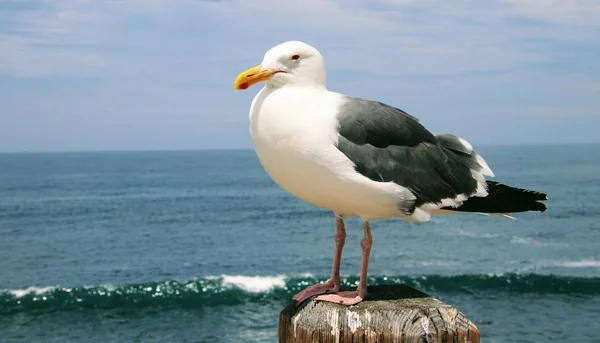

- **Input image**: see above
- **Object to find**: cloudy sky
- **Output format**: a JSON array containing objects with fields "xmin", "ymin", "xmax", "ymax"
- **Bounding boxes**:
[{"xmin": 1, "ymin": 0, "xmax": 599, "ymax": 152}]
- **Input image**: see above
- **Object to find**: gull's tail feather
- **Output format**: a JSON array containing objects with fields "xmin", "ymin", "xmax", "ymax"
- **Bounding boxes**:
[{"xmin": 444, "ymin": 181, "xmax": 548, "ymax": 214}]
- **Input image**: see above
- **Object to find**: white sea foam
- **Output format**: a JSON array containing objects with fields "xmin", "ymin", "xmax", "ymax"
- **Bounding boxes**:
[
  {"xmin": 417, "ymin": 260, "xmax": 460, "ymax": 267},
  {"xmin": 546, "ymin": 259, "xmax": 600, "ymax": 268},
  {"xmin": 456, "ymin": 229, "xmax": 498, "ymax": 239},
  {"xmin": 3, "ymin": 275, "xmax": 295, "ymax": 298},
  {"xmin": 221, "ymin": 275, "xmax": 286, "ymax": 293},
  {"xmin": 8, "ymin": 286, "xmax": 55, "ymax": 298},
  {"xmin": 296, "ymin": 272, "xmax": 314, "ymax": 278},
  {"xmin": 510, "ymin": 236, "xmax": 544, "ymax": 246}
]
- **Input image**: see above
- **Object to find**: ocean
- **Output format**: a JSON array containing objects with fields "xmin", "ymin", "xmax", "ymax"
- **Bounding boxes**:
[{"xmin": 1, "ymin": 144, "xmax": 599, "ymax": 342}]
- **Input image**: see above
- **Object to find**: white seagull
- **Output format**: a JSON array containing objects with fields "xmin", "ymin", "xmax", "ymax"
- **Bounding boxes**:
[{"xmin": 233, "ymin": 41, "xmax": 547, "ymax": 306}]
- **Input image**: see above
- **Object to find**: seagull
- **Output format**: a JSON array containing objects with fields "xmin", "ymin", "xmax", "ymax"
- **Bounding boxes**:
[{"xmin": 233, "ymin": 41, "xmax": 547, "ymax": 306}]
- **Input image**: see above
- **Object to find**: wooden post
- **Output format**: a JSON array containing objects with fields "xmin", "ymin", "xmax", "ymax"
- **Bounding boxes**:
[{"xmin": 279, "ymin": 284, "xmax": 480, "ymax": 343}]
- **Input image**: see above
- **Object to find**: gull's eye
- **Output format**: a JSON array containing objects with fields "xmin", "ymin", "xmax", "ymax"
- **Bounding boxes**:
[{"xmin": 290, "ymin": 53, "xmax": 300, "ymax": 61}]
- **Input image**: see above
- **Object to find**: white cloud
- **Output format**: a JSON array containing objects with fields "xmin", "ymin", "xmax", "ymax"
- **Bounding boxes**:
[
  {"xmin": 1, "ymin": 0, "xmax": 599, "ymax": 152},
  {"xmin": 1, "ymin": 0, "xmax": 599, "ymax": 77},
  {"xmin": 503, "ymin": 0, "xmax": 600, "ymax": 26}
]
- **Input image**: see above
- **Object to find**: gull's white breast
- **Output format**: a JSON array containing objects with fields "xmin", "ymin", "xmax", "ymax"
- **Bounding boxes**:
[{"xmin": 248, "ymin": 86, "xmax": 409, "ymax": 220}]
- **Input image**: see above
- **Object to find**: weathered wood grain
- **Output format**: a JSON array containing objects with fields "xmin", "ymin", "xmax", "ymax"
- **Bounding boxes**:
[{"xmin": 279, "ymin": 284, "xmax": 479, "ymax": 343}]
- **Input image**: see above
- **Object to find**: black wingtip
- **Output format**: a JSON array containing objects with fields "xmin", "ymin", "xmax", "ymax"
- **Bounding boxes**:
[
  {"xmin": 445, "ymin": 181, "xmax": 548, "ymax": 214},
  {"xmin": 531, "ymin": 201, "xmax": 547, "ymax": 212}
]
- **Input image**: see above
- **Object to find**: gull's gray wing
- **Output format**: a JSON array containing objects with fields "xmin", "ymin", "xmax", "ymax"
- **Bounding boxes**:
[{"xmin": 335, "ymin": 97, "xmax": 482, "ymax": 214}]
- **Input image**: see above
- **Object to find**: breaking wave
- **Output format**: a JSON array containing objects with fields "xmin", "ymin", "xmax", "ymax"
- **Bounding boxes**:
[{"xmin": 2, "ymin": 273, "xmax": 599, "ymax": 315}]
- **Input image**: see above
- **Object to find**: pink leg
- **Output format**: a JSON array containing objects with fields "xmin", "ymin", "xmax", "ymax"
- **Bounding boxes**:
[
  {"xmin": 292, "ymin": 215, "xmax": 346, "ymax": 304},
  {"xmin": 316, "ymin": 220, "xmax": 372, "ymax": 306}
]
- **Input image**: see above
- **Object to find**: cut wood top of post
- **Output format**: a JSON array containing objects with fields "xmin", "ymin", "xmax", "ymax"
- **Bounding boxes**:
[{"xmin": 279, "ymin": 284, "xmax": 480, "ymax": 343}]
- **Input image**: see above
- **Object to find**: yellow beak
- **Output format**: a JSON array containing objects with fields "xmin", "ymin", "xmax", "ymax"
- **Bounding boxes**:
[{"xmin": 233, "ymin": 65, "xmax": 281, "ymax": 90}]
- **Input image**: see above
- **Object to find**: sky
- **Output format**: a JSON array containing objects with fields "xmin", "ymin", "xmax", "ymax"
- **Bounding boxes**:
[{"xmin": 1, "ymin": 0, "xmax": 599, "ymax": 153}]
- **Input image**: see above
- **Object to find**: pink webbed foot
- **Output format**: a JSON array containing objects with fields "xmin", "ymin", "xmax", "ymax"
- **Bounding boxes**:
[
  {"xmin": 292, "ymin": 280, "xmax": 339, "ymax": 304},
  {"xmin": 315, "ymin": 290, "xmax": 366, "ymax": 306}
]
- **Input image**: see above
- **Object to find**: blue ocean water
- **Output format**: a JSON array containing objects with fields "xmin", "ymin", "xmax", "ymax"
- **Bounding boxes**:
[{"xmin": 1, "ymin": 144, "xmax": 599, "ymax": 342}]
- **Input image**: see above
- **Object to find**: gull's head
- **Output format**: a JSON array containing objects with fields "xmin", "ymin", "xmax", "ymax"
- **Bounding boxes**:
[{"xmin": 233, "ymin": 41, "xmax": 326, "ymax": 91}]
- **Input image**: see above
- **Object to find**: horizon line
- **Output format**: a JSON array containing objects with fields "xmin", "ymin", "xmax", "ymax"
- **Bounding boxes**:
[{"xmin": 1, "ymin": 141, "xmax": 599, "ymax": 155}]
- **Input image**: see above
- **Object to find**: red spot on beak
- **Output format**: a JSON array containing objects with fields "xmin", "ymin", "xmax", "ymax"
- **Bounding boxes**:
[{"xmin": 239, "ymin": 82, "xmax": 249, "ymax": 90}]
